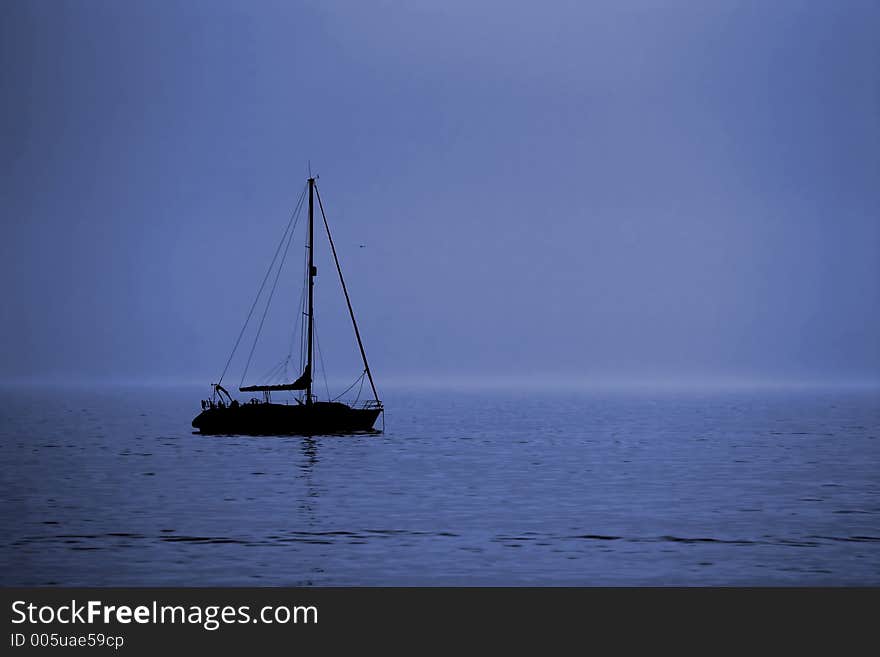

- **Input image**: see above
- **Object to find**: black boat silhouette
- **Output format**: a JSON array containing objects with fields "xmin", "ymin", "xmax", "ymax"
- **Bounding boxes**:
[{"xmin": 192, "ymin": 176, "xmax": 383, "ymax": 435}]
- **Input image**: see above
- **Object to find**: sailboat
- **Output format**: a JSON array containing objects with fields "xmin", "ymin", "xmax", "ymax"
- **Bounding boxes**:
[{"xmin": 192, "ymin": 175, "xmax": 383, "ymax": 435}]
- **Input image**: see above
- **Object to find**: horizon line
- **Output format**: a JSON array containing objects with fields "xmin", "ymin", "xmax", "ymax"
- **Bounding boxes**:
[{"xmin": 1, "ymin": 373, "xmax": 878, "ymax": 392}]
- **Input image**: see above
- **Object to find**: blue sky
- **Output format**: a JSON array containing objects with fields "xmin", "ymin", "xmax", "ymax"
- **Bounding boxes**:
[{"xmin": 2, "ymin": 0, "xmax": 878, "ymax": 387}]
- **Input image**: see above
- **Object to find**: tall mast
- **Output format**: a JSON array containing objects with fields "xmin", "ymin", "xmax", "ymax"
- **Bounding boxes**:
[{"xmin": 306, "ymin": 177, "xmax": 316, "ymax": 405}]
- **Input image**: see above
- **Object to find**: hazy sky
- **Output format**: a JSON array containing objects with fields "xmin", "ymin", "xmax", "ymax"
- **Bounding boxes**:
[{"xmin": 2, "ymin": 0, "xmax": 878, "ymax": 387}]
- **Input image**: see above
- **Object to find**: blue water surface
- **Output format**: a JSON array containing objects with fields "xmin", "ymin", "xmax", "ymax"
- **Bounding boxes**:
[{"xmin": 1, "ymin": 384, "xmax": 878, "ymax": 585}]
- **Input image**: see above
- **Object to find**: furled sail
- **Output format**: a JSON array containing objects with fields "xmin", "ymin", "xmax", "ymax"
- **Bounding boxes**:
[{"xmin": 239, "ymin": 365, "xmax": 310, "ymax": 393}]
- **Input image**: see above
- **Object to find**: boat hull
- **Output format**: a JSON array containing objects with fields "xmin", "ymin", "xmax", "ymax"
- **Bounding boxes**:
[{"xmin": 192, "ymin": 401, "xmax": 382, "ymax": 436}]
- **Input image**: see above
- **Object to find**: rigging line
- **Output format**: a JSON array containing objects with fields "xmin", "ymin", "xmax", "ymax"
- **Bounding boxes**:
[
  {"xmin": 241, "ymin": 219, "xmax": 298, "ymax": 387},
  {"xmin": 218, "ymin": 184, "xmax": 308, "ymax": 384},
  {"xmin": 314, "ymin": 184, "xmax": 380, "ymax": 402},
  {"xmin": 298, "ymin": 242, "xmax": 309, "ymax": 378},
  {"xmin": 256, "ymin": 359, "xmax": 285, "ymax": 385},
  {"xmin": 332, "ymin": 370, "xmax": 366, "ymax": 402},
  {"xmin": 354, "ymin": 370, "xmax": 365, "ymax": 404},
  {"xmin": 300, "ymin": 309, "xmax": 307, "ymax": 378},
  {"xmin": 269, "ymin": 361, "xmax": 287, "ymax": 384},
  {"xmin": 287, "ymin": 265, "xmax": 307, "ymax": 362},
  {"xmin": 313, "ymin": 317, "xmax": 331, "ymax": 401},
  {"xmin": 260, "ymin": 360, "xmax": 287, "ymax": 385},
  {"xmin": 240, "ymin": 196, "xmax": 302, "ymax": 388},
  {"xmin": 288, "ymin": 236, "xmax": 309, "ymax": 379}
]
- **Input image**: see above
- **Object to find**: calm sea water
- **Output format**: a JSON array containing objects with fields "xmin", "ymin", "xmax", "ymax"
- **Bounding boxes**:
[{"xmin": 1, "ymin": 384, "xmax": 877, "ymax": 586}]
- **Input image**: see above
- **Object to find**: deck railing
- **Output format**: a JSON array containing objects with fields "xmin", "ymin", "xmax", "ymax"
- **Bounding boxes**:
[{"xmin": 346, "ymin": 399, "xmax": 383, "ymax": 410}]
